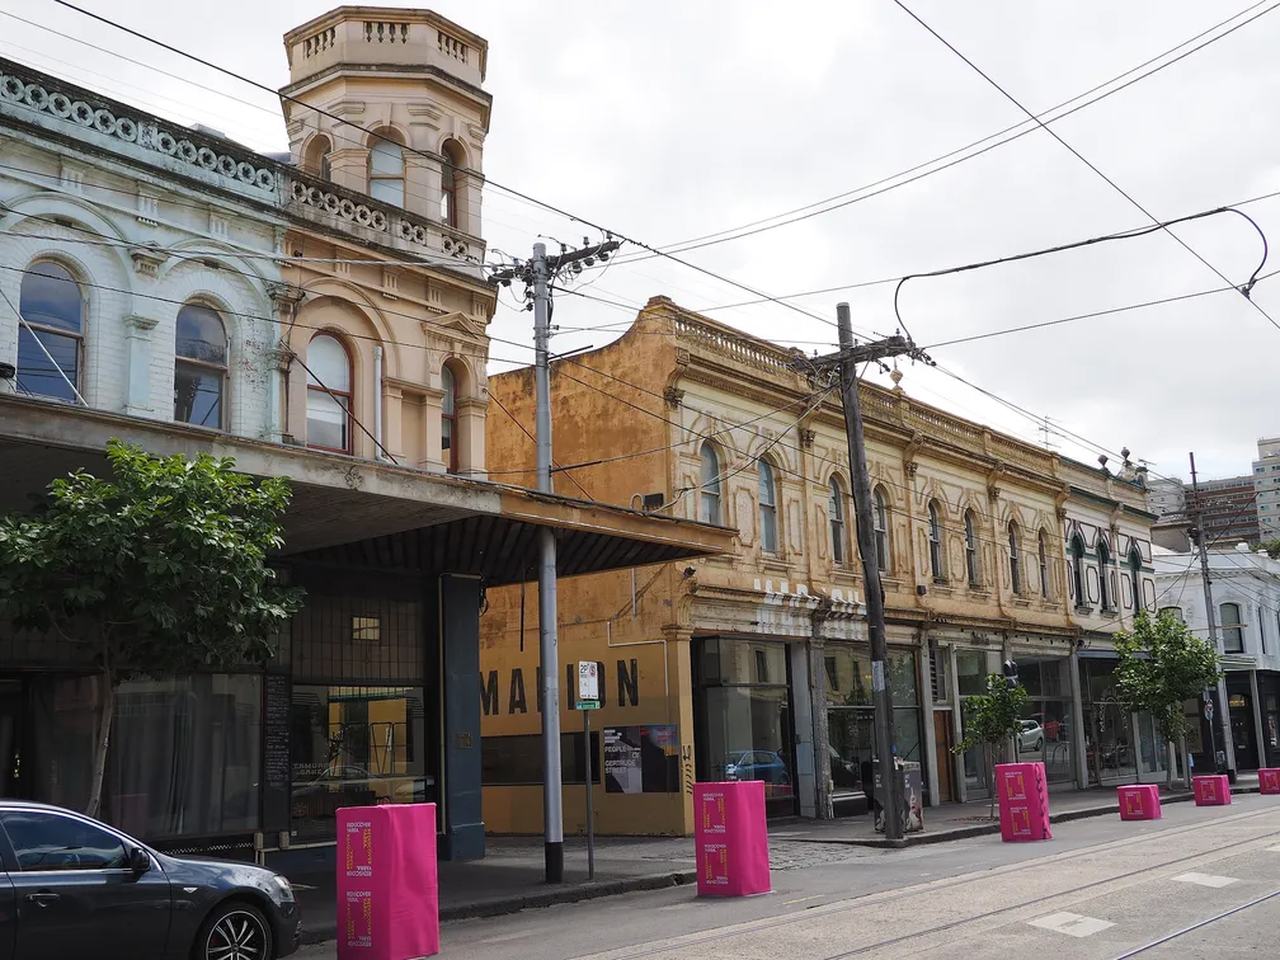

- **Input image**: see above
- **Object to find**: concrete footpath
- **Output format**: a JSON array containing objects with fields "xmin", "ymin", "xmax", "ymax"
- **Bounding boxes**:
[{"xmin": 288, "ymin": 774, "xmax": 1261, "ymax": 944}]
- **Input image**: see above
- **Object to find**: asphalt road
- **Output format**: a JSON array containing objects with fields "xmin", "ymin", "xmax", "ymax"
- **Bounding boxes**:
[{"xmin": 295, "ymin": 794, "xmax": 1280, "ymax": 960}]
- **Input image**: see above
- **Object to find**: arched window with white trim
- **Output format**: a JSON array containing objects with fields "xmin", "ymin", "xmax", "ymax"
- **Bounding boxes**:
[
  {"xmin": 1008, "ymin": 521, "xmax": 1023, "ymax": 595},
  {"xmin": 368, "ymin": 134, "xmax": 405, "ymax": 206},
  {"xmin": 699, "ymin": 442, "xmax": 721, "ymax": 525},
  {"xmin": 1038, "ymin": 530, "xmax": 1050, "ymax": 599},
  {"xmin": 829, "ymin": 475, "xmax": 846, "ymax": 566},
  {"xmin": 758, "ymin": 459, "xmax": 778, "ymax": 554},
  {"xmin": 441, "ymin": 138, "xmax": 466, "ymax": 228},
  {"xmin": 306, "ymin": 333, "xmax": 352, "ymax": 453},
  {"xmin": 441, "ymin": 362, "xmax": 458, "ymax": 473},
  {"xmin": 18, "ymin": 260, "xmax": 83, "ymax": 402},
  {"xmin": 928, "ymin": 499, "xmax": 944, "ymax": 580},
  {"xmin": 964, "ymin": 509, "xmax": 979, "ymax": 586},
  {"xmin": 173, "ymin": 302, "xmax": 227, "ymax": 428},
  {"xmin": 873, "ymin": 486, "xmax": 890, "ymax": 571}
]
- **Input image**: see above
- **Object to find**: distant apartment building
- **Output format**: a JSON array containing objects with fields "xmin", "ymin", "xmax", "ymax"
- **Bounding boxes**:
[
  {"xmin": 1145, "ymin": 476, "xmax": 1186, "ymax": 519},
  {"xmin": 1186, "ymin": 475, "xmax": 1259, "ymax": 546},
  {"xmin": 1254, "ymin": 437, "xmax": 1280, "ymax": 541}
]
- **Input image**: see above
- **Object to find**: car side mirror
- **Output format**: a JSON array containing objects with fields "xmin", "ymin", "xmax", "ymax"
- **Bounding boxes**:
[{"xmin": 129, "ymin": 847, "xmax": 151, "ymax": 874}]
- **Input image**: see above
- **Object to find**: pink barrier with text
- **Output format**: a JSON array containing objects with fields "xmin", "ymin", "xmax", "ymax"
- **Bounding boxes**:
[
  {"xmin": 996, "ymin": 762, "xmax": 1052, "ymax": 842},
  {"xmin": 694, "ymin": 781, "xmax": 771, "ymax": 897},
  {"xmin": 1193, "ymin": 774, "xmax": 1231, "ymax": 806},
  {"xmin": 1117, "ymin": 784, "xmax": 1161, "ymax": 821},
  {"xmin": 1259, "ymin": 769, "xmax": 1280, "ymax": 795},
  {"xmin": 337, "ymin": 803, "xmax": 439, "ymax": 960}
]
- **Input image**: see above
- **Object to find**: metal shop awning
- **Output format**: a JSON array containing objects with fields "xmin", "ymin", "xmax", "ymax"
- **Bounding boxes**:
[{"xmin": 0, "ymin": 395, "xmax": 734, "ymax": 582}]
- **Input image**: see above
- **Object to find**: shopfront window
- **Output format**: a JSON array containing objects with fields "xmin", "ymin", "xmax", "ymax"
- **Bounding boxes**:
[
  {"xmin": 956, "ymin": 648, "xmax": 997, "ymax": 797},
  {"xmin": 823, "ymin": 645, "xmax": 921, "ymax": 813},
  {"xmin": 290, "ymin": 685, "xmax": 429, "ymax": 840},
  {"xmin": 110, "ymin": 675, "xmax": 261, "ymax": 839},
  {"xmin": 1011, "ymin": 656, "xmax": 1073, "ymax": 784},
  {"xmin": 694, "ymin": 638, "xmax": 794, "ymax": 817}
]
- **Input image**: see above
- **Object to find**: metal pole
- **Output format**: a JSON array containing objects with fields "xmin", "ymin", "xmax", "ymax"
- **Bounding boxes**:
[
  {"xmin": 533, "ymin": 242, "xmax": 565, "ymax": 881},
  {"xmin": 836, "ymin": 302, "xmax": 901, "ymax": 839},
  {"xmin": 584, "ymin": 708, "xmax": 595, "ymax": 880},
  {"xmin": 1190, "ymin": 451, "xmax": 1236, "ymax": 779}
]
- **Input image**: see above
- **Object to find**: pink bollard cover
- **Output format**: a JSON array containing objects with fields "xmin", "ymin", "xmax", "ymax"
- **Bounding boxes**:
[
  {"xmin": 995, "ymin": 762, "xmax": 1052, "ymax": 842},
  {"xmin": 1259, "ymin": 768, "xmax": 1280, "ymax": 795},
  {"xmin": 1117, "ymin": 784, "xmax": 1162, "ymax": 821},
  {"xmin": 694, "ymin": 781, "xmax": 771, "ymax": 897},
  {"xmin": 1192, "ymin": 774, "xmax": 1231, "ymax": 806},
  {"xmin": 337, "ymin": 804, "xmax": 439, "ymax": 960}
]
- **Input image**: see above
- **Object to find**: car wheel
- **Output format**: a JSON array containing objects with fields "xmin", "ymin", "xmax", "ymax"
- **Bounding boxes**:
[
  {"xmin": 1034, "ymin": 738, "xmax": 1043, "ymax": 751},
  {"xmin": 195, "ymin": 901, "xmax": 273, "ymax": 960}
]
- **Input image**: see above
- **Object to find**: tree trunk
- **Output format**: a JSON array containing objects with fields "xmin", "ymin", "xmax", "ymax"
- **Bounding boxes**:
[
  {"xmin": 85, "ymin": 669, "xmax": 114, "ymax": 819},
  {"xmin": 1180, "ymin": 734, "xmax": 1191, "ymax": 790},
  {"xmin": 987, "ymin": 744, "xmax": 996, "ymax": 820}
]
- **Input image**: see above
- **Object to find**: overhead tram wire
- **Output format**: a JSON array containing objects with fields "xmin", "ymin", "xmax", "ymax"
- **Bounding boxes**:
[
  {"xmin": 594, "ymin": 0, "xmax": 1280, "ymax": 267},
  {"xmin": 48, "ymin": 0, "xmax": 883, "ymax": 342},
  {"xmin": 891, "ymin": 0, "xmax": 1280, "ymax": 335}
]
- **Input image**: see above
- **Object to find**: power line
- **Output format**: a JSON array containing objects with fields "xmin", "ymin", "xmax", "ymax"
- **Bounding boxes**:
[
  {"xmin": 598, "ymin": 0, "xmax": 1280, "ymax": 266},
  {"xmin": 48, "ymin": 0, "xmax": 881, "ymax": 341},
  {"xmin": 891, "ymin": 0, "xmax": 1280, "ymax": 336},
  {"xmin": 484, "ymin": 390, "xmax": 593, "ymax": 500}
]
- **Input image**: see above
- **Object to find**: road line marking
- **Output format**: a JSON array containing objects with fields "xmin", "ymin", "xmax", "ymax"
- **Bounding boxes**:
[
  {"xmin": 1173, "ymin": 872, "xmax": 1239, "ymax": 888},
  {"xmin": 784, "ymin": 895, "xmax": 825, "ymax": 905},
  {"xmin": 1028, "ymin": 912, "xmax": 1115, "ymax": 938}
]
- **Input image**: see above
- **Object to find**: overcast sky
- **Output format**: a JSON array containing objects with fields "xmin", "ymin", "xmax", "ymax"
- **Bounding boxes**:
[{"xmin": 6, "ymin": 1, "xmax": 1279, "ymax": 480}]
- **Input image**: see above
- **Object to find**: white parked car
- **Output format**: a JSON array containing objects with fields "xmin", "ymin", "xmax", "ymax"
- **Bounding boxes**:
[{"xmin": 1019, "ymin": 720, "xmax": 1044, "ymax": 752}]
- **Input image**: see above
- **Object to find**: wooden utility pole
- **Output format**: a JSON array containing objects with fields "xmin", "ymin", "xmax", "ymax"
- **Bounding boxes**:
[{"xmin": 802, "ymin": 304, "xmax": 930, "ymax": 840}]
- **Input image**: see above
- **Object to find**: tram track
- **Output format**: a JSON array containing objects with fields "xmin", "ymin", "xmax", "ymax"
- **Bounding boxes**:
[
  {"xmin": 1107, "ymin": 887, "xmax": 1280, "ymax": 959},
  {"xmin": 580, "ymin": 806, "xmax": 1280, "ymax": 960}
]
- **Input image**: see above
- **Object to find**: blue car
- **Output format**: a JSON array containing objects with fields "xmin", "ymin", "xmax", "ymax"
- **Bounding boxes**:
[{"xmin": 723, "ymin": 750, "xmax": 791, "ymax": 784}]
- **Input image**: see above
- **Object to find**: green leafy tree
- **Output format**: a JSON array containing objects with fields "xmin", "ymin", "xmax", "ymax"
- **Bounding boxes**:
[
  {"xmin": 1114, "ymin": 610, "xmax": 1220, "ymax": 787},
  {"xmin": 1260, "ymin": 539, "xmax": 1280, "ymax": 560},
  {"xmin": 0, "ymin": 441, "xmax": 304, "ymax": 816},
  {"xmin": 955, "ymin": 673, "xmax": 1029, "ymax": 817}
]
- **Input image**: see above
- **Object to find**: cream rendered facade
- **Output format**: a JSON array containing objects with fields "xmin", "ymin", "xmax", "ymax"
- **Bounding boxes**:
[
  {"xmin": 480, "ymin": 297, "xmax": 1160, "ymax": 836},
  {"xmin": 278, "ymin": 7, "xmax": 494, "ymax": 472}
]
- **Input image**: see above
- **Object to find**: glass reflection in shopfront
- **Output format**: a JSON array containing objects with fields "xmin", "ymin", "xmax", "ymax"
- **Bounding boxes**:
[
  {"xmin": 290, "ymin": 684, "xmax": 430, "ymax": 838},
  {"xmin": 695, "ymin": 638, "xmax": 795, "ymax": 817},
  {"xmin": 824, "ymin": 645, "xmax": 921, "ymax": 810}
]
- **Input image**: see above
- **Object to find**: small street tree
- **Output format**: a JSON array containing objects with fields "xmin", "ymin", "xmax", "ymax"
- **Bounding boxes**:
[
  {"xmin": 954, "ymin": 673, "xmax": 1029, "ymax": 818},
  {"xmin": 0, "ymin": 440, "xmax": 304, "ymax": 817},
  {"xmin": 1114, "ymin": 610, "xmax": 1221, "ymax": 788}
]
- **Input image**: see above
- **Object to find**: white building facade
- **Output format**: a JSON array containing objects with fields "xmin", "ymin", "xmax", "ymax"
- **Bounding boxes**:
[
  {"xmin": 1253, "ymin": 437, "xmax": 1280, "ymax": 541},
  {"xmin": 1153, "ymin": 543, "xmax": 1280, "ymax": 775}
]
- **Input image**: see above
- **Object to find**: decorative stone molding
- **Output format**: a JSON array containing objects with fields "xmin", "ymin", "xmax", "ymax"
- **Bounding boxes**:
[
  {"xmin": 124, "ymin": 313, "xmax": 159, "ymax": 332},
  {"xmin": 1, "ymin": 66, "xmax": 277, "ymax": 194},
  {"xmin": 663, "ymin": 385, "xmax": 684, "ymax": 409},
  {"xmin": 799, "ymin": 428, "xmax": 816, "ymax": 448},
  {"xmin": 128, "ymin": 246, "xmax": 166, "ymax": 278}
]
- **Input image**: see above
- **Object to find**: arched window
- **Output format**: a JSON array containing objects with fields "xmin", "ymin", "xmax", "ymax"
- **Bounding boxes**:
[
  {"xmin": 963, "ymin": 509, "xmax": 979, "ymax": 586},
  {"xmin": 304, "ymin": 134, "xmax": 332, "ymax": 179},
  {"xmin": 1159, "ymin": 606, "xmax": 1185, "ymax": 622},
  {"xmin": 18, "ymin": 261, "xmax": 83, "ymax": 402},
  {"xmin": 1070, "ymin": 535, "xmax": 1087, "ymax": 607},
  {"xmin": 173, "ymin": 302, "xmax": 227, "ymax": 428},
  {"xmin": 927, "ymin": 499, "xmax": 944, "ymax": 580},
  {"xmin": 306, "ymin": 333, "xmax": 352, "ymax": 452},
  {"xmin": 699, "ymin": 442, "xmax": 721, "ymax": 525},
  {"xmin": 441, "ymin": 363, "xmax": 458, "ymax": 473},
  {"xmin": 1097, "ymin": 541, "xmax": 1112, "ymax": 610},
  {"xmin": 1128, "ymin": 548, "xmax": 1143, "ymax": 611},
  {"xmin": 368, "ymin": 135, "xmax": 405, "ymax": 206},
  {"xmin": 1038, "ymin": 530, "xmax": 1050, "ymax": 599},
  {"xmin": 758, "ymin": 460, "xmax": 778, "ymax": 554},
  {"xmin": 1008, "ymin": 521, "xmax": 1022, "ymax": 595},
  {"xmin": 440, "ymin": 139, "xmax": 466, "ymax": 228},
  {"xmin": 873, "ymin": 486, "xmax": 890, "ymax": 571},
  {"xmin": 1220, "ymin": 602, "xmax": 1245, "ymax": 652},
  {"xmin": 829, "ymin": 476, "xmax": 846, "ymax": 566}
]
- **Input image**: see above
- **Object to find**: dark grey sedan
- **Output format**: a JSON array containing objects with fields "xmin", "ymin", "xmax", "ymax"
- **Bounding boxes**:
[{"xmin": 0, "ymin": 800, "xmax": 300, "ymax": 959}]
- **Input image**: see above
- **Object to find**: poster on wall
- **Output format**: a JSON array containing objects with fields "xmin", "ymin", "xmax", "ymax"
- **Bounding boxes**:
[{"xmin": 604, "ymin": 724, "xmax": 680, "ymax": 793}]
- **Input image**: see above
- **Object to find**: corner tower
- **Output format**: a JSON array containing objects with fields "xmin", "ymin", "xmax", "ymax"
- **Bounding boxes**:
[{"xmin": 281, "ymin": 6, "xmax": 489, "ymax": 241}]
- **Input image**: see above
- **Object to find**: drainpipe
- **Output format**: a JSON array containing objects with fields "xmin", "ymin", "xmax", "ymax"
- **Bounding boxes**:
[{"xmin": 373, "ymin": 345, "xmax": 384, "ymax": 460}]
